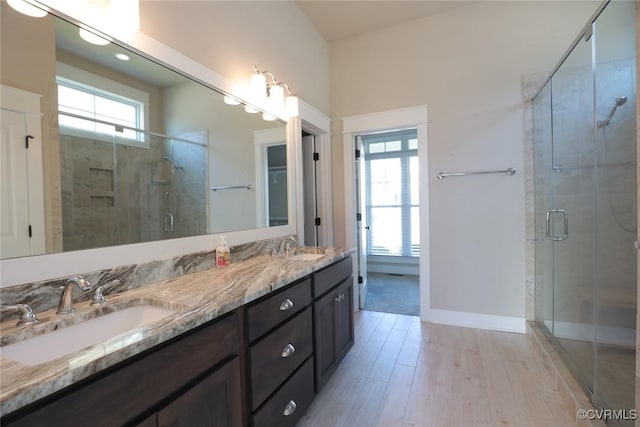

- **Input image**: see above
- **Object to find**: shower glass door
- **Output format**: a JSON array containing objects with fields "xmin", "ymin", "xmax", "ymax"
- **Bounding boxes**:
[
  {"xmin": 549, "ymin": 30, "xmax": 596, "ymax": 399},
  {"xmin": 593, "ymin": 0, "xmax": 637, "ymax": 419}
]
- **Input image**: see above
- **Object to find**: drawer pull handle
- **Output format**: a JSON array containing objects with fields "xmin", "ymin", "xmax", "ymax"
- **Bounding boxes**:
[
  {"xmin": 281, "ymin": 343, "xmax": 296, "ymax": 358},
  {"xmin": 283, "ymin": 400, "xmax": 297, "ymax": 416},
  {"xmin": 279, "ymin": 298, "xmax": 294, "ymax": 311}
]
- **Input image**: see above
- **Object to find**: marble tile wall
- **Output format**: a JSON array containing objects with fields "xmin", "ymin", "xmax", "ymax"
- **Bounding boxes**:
[
  {"xmin": 59, "ymin": 133, "xmax": 207, "ymax": 251},
  {"xmin": 0, "ymin": 236, "xmax": 296, "ymax": 318}
]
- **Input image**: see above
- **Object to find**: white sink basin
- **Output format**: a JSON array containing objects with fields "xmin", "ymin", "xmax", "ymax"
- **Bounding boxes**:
[
  {"xmin": 1, "ymin": 305, "xmax": 174, "ymax": 366},
  {"xmin": 289, "ymin": 253, "xmax": 324, "ymax": 261}
]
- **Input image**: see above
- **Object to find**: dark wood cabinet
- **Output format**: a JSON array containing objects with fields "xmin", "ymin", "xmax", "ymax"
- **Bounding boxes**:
[
  {"xmin": 2, "ymin": 312, "xmax": 241, "ymax": 427},
  {"xmin": 251, "ymin": 357, "xmax": 315, "ymax": 427},
  {"xmin": 245, "ymin": 279, "xmax": 315, "ymax": 426},
  {"xmin": 156, "ymin": 357, "xmax": 242, "ymax": 427},
  {"xmin": 2, "ymin": 256, "xmax": 355, "ymax": 427},
  {"xmin": 312, "ymin": 257, "xmax": 354, "ymax": 391}
]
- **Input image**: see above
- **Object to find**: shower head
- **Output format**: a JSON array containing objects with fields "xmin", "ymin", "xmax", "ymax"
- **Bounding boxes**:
[{"xmin": 598, "ymin": 96, "xmax": 628, "ymax": 128}]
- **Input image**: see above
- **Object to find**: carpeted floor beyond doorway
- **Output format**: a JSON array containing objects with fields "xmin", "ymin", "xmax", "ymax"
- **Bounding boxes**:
[{"xmin": 363, "ymin": 273, "xmax": 419, "ymax": 316}]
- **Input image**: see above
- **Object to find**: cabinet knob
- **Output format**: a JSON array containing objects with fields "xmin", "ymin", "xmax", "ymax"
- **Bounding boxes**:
[
  {"xmin": 283, "ymin": 400, "xmax": 297, "ymax": 416},
  {"xmin": 279, "ymin": 298, "xmax": 294, "ymax": 311},
  {"xmin": 281, "ymin": 343, "xmax": 296, "ymax": 358},
  {"xmin": 335, "ymin": 295, "xmax": 340, "ymax": 303}
]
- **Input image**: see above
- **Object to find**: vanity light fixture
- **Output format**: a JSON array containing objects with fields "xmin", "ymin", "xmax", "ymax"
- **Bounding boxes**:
[
  {"xmin": 109, "ymin": 0, "xmax": 140, "ymax": 33},
  {"xmin": 77, "ymin": 0, "xmax": 139, "ymax": 46},
  {"xmin": 7, "ymin": 0, "xmax": 48, "ymax": 17},
  {"xmin": 250, "ymin": 65, "xmax": 299, "ymax": 118}
]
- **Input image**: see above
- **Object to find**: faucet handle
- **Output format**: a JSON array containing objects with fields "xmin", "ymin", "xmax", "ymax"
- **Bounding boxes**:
[
  {"xmin": 91, "ymin": 286, "xmax": 107, "ymax": 306},
  {"xmin": 1, "ymin": 304, "xmax": 39, "ymax": 326}
]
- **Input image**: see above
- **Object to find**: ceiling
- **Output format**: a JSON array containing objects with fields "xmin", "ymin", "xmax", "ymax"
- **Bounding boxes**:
[{"xmin": 295, "ymin": 0, "xmax": 477, "ymax": 42}]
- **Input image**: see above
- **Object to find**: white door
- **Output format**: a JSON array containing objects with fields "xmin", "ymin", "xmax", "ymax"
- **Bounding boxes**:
[
  {"xmin": 1, "ymin": 109, "xmax": 33, "ymax": 258},
  {"xmin": 355, "ymin": 135, "xmax": 368, "ymax": 308},
  {"xmin": 302, "ymin": 134, "xmax": 318, "ymax": 246}
]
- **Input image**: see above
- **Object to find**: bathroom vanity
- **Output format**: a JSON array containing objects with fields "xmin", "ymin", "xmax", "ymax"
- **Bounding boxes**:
[{"xmin": 0, "ymin": 251, "xmax": 354, "ymax": 427}]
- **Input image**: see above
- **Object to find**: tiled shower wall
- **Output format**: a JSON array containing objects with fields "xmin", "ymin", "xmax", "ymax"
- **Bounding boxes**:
[{"xmin": 59, "ymin": 133, "xmax": 206, "ymax": 251}]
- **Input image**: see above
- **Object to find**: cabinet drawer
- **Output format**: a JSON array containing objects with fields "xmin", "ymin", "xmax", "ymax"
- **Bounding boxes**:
[
  {"xmin": 252, "ymin": 357, "xmax": 315, "ymax": 427},
  {"xmin": 313, "ymin": 256, "xmax": 352, "ymax": 297},
  {"xmin": 247, "ymin": 278, "xmax": 311, "ymax": 342},
  {"xmin": 249, "ymin": 307, "xmax": 313, "ymax": 410},
  {"xmin": 3, "ymin": 312, "xmax": 239, "ymax": 427}
]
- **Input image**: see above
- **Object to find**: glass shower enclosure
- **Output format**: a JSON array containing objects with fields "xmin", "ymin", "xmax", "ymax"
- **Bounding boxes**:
[{"xmin": 533, "ymin": 1, "xmax": 637, "ymax": 424}]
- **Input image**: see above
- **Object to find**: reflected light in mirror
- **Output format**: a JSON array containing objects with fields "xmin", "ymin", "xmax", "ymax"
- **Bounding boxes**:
[
  {"xmin": 7, "ymin": 0, "xmax": 48, "ymax": 17},
  {"xmin": 223, "ymin": 95, "xmax": 241, "ymax": 105},
  {"xmin": 79, "ymin": 28, "xmax": 111, "ymax": 45}
]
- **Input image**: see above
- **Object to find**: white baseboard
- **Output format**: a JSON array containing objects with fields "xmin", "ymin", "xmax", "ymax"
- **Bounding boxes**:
[
  {"xmin": 423, "ymin": 308, "xmax": 526, "ymax": 334},
  {"xmin": 367, "ymin": 264, "xmax": 419, "ymax": 275},
  {"xmin": 543, "ymin": 320, "xmax": 636, "ymax": 348}
]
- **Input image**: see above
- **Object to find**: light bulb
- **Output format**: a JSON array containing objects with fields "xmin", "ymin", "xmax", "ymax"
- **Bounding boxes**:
[
  {"xmin": 285, "ymin": 96, "xmax": 299, "ymax": 117},
  {"xmin": 250, "ymin": 73, "xmax": 267, "ymax": 102},
  {"xmin": 262, "ymin": 113, "xmax": 277, "ymax": 122},
  {"xmin": 109, "ymin": 0, "xmax": 140, "ymax": 33},
  {"xmin": 7, "ymin": 0, "xmax": 47, "ymax": 17},
  {"xmin": 245, "ymin": 105, "xmax": 259, "ymax": 114},
  {"xmin": 268, "ymin": 85, "xmax": 285, "ymax": 112}
]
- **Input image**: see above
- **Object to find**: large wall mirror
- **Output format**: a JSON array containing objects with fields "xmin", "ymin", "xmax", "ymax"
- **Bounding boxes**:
[{"xmin": 1, "ymin": 3, "xmax": 289, "ymax": 261}]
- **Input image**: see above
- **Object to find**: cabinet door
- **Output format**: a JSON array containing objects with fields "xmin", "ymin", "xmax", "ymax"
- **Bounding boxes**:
[
  {"xmin": 335, "ymin": 279, "xmax": 354, "ymax": 363},
  {"xmin": 157, "ymin": 357, "xmax": 242, "ymax": 427},
  {"xmin": 313, "ymin": 287, "xmax": 338, "ymax": 391}
]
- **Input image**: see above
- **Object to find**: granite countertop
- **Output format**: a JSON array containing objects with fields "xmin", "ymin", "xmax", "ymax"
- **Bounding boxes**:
[{"xmin": 0, "ymin": 247, "xmax": 352, "ymax": 416}]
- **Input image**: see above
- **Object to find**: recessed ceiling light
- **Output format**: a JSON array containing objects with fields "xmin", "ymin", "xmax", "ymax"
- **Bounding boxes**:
[{"xmin": 115, "ymin": 53, "xmax": 130, "ymax": 61}]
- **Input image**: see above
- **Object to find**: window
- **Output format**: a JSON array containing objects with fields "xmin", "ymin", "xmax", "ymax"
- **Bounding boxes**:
[
  {"xmin": 56, "ymin": 63, "xmax": 149, "ymax": 146},
  {"xmin": 363, "ymin": 129, "xmax": 419, "ymax": 257}
]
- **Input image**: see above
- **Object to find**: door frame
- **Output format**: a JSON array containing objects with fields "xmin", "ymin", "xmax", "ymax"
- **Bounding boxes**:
[
  {"xmin": 293, "ymin": 100, "xmax": 333, "ymax": 248},
  {"xmin": 342, "ymin": 106, "xmax": 429, "ymax": 318}
]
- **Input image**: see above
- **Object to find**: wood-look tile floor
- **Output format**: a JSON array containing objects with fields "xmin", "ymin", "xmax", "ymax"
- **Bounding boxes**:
[{"xmin": 297, "ymin": 310, "xmax": 577, "ymax": 427}]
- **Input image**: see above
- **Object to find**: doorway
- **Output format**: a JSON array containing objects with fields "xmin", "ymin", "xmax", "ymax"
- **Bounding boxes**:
[
  {"xmin": 356, "ymin": 129, "xmax": 420, "ymax": 316},
  {"xmin": 341, "ymin": 106, "xmax": 429, "ymax": 320}
]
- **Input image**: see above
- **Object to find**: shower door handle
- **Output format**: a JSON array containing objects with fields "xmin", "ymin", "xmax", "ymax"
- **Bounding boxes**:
[{"xmin": 546, "ymin": 209, "xmax": 568, "ymax": 241}]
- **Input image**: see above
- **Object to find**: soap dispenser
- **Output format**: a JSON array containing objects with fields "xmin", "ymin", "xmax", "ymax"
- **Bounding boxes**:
[{"xmin": 216, "ymin": 236, "xmax": 230, "ymax": 268}]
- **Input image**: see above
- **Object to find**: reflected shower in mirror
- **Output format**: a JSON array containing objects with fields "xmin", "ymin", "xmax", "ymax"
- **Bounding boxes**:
[{"xmin": 0, "ymin": 6, "xmax": 288, "ymax": 259}]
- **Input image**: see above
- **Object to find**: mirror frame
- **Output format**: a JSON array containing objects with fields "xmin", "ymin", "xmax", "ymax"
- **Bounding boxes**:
[{"xmin": 0, "ymin": 4, "xmax": 298, "ymax": 287}]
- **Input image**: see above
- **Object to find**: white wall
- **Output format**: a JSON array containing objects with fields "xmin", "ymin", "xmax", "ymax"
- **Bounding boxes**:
[
  {"xmin": 330, "ymin": 1, "xmax": 599, "ymax": 320},
  {"xmin": 139, "ymin": 0, "xmax": 330, "ymax": 115}
]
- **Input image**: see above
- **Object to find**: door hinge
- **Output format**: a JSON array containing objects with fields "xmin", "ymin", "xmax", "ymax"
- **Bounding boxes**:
[
  {"xmin": 28, "ymin": 225, "xmax": 32, "ymax": 238},
  {"xmin": 358, "ymin": 275, "xmax": 363, "ymax": 284},
  {"xmin": 315, "ymin": 217, "xmax": 321, "ymax": 226},
  {"xmin": 25, "ymin": 135, "xmax": 34, "ymax": 149},
  {"xmin": 356, "ymin": 213, "xmax": 362, "ymax": 221},
  {"xmin": 313, "ymin": 152, "xmax": 319, "ymax": 161},
  {"xmin": 355, "ymin": 149, "xmax": 361, "ymax": 159}
]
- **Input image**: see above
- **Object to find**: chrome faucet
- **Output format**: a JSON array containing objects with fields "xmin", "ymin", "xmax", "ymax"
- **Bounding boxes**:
[
  {"xmin": 57, "ymin": 276, "xmax": 92, "ymax": 314},
  {"xmin": 0, "ymin": 304, "xmax": 39, "ymax": 326},
  {"xmin": 285, "ymin": 236, "xmax": 296, "ymax": 257}
]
